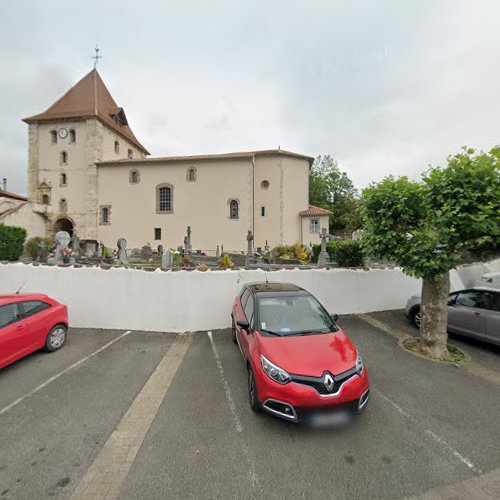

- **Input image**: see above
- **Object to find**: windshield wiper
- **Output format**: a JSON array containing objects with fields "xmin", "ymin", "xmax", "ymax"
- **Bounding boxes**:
[
  {"xmin": 292, "ymin": 329, "xmax": 330, "ymax": 336},
  {"xmin": 260, "ymin": 328, "xmax": 282, "ymax": 337}
]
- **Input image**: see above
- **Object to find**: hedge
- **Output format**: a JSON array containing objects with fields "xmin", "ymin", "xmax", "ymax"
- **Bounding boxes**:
[
  {"xmin": 0, "ymin": 224, "xmax": 28, "ymax": 261},
  {"xmin": 312, "ymin": 240, "xmax": 365, "ymax": 267}
]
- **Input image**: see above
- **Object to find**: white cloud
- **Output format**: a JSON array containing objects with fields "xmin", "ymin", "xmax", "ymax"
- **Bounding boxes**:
[{"xmin": 1, "ymin": 0, "xmax": 499, "ymax": 195}]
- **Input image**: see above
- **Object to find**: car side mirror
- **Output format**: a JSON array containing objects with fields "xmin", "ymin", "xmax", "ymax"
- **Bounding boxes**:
[
  {"xmin": 331, "ymin": 313, "xmax": 339, "ymax": 323},
  {"xmin": 237, "ymin": 319, "xmax": 250, "ymax": 331},
  {"xmin": 448, "ymin": 297, "xmax": 456, "ymax": 306}
]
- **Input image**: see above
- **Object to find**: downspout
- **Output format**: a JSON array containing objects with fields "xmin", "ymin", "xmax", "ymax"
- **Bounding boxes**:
[{"xmin": 252, "ymin": 155, "xmax": 255, "ymax": 242}]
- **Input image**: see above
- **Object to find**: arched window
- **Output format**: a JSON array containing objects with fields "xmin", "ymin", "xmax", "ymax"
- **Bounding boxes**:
[
  {"xmin": 229, "ymin": 200, "xmax": 239, "ymax": 220},
  {"xmin": 128, "ymin": 149, "xmax": 133, "ymax": 159},
  {"xmin": 100, "ymin": 205, "xmax": 111, "ymax": 225},
  {"xmin": 69, "ymin": 129, "xmax": 76, "ymax": 143},
  {"xmin": 60, "ymin": 173, "xmax": 67, "ymax": 186},
  {"xmin": 61, "ymin": 151, "xmax": 68, "ymax": 165},
  {"xmin": 130, "ymin": 170, "xmax": 140, "ymax": 184},
  {"xmin": 114, "ymin": 141, "xmax": 120, "ymax": 154},
  {"xmin": 59, "ymin": 198, "xmax": 67, "ymax": 213},
  {"xmin": 187, "ymin": 168, "xmax": 197, "ymax": 182},
  {"xmin": 42, "ymin": 194, "xmax": 50, "ymax": 205},
  {"xmin": 156, "ymin": 184, "xmax": 173, "ymax": 214}
]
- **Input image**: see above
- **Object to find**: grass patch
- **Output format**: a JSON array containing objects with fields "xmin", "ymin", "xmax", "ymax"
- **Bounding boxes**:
[{"xmin": 402, "ymin": 338, "xmax": 465, "ymax": 366}]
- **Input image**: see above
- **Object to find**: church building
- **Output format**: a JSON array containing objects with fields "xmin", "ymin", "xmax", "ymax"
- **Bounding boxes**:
[{"xmin": 6, "ymin": 68, "xmax": 332, "ymax": 253}]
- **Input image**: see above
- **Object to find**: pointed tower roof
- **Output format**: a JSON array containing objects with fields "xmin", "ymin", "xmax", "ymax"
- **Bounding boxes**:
[{"xmin": 23, "ymin": 69, "xmax": 149, "ymax": 154}]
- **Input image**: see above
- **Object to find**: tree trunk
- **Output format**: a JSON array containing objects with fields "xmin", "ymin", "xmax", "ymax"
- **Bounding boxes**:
[{"xmin": 419, "ymin": 272, "xmax": 450, "ymax": 359}]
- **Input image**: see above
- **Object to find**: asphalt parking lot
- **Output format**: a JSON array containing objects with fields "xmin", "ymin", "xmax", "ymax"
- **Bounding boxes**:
[{"xmin": 1, "ymin": 312, "xmax": 499, "ymax": 499}]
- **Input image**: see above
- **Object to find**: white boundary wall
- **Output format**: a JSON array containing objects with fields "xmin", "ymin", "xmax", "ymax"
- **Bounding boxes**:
[{"xmin": 0, "ymin": 261, "xmax": 495, "ymax": 332}]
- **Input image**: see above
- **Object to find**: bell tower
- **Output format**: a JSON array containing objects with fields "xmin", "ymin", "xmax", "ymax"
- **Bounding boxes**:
[{"xmin": 23, "ymin": 61, "xmax": 149, "ymax": 240}]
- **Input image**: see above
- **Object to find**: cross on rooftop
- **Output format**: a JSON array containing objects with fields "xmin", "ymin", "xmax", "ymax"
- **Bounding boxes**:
[{"xmin": 93, "ymin": 45, "xmax": 102, "ymax": 68}]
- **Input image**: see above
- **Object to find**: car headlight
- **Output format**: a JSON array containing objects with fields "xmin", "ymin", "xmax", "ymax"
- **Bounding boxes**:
[
  {"xmin": 355, "ymin": 352, "xmax": 364, "ymax": 375},
  {"xmin": 260, "ymin": 355, "xmax": 291, "ymax": 384}
]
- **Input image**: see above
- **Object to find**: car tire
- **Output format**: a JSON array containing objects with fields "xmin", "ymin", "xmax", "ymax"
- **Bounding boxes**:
[
  {"xmin": 411, "ymin": 308, "xmax": 421, "ymax": 329},
  {"xmin": 44, "ymin": 324, "xmax": 67, "ymax": 352},
  {"xmin": 231, "ymin": 317, "xmax": 238, "ymax": 344},
  {"xmin": 247, "ymin": 365, "xmax": 261, "ymax": 413}
]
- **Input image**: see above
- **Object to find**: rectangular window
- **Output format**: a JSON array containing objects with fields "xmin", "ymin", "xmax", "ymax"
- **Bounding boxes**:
[
  {"xmin": 154, "ymin": 228, "xmax": 162, "ymax": 240},
  {"xmin": 261, "ymin": 206, "xmax": 266, "ymax": 217},
  {"xmin": 310, "ymin": 218, "xmax": 320, "ymax": 234}
]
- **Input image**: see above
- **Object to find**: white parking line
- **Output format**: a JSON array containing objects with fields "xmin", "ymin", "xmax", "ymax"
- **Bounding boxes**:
[
  {"xmin": 0, "ymin": 330, "xmax": 133, "ymax": 417},
  {"xmin": 374, "ymin": 387, "xmax": 480, "ymax": 474},
  {"xmin": 207, "ymin": 331, "xmax": 259, "ymax": 488}
]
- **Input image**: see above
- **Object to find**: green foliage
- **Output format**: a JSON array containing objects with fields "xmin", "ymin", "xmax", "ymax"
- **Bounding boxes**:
[
  {"xmin": 218, "ymin": 254, "xmax": 234, "ymax": 269},
  {"xmin": 312, "ymin": 240, "xmax": 365, "ymax": 267},
  {"xmin": 309, "ymin": 155, "xmax": 361, "ymax": 231},
  {"xmin": 25, "ymin": 237, "xmax": 53, "ymax": 259},
  {"xmin": 103, "ymin": 246, "xmax": 110, "ymax": 258},
  {"xmin": 361, "ymin": 147, "xmax": 500, "ymax": 278},
  {"xmin": 272, "ymin": 242, "xmax": 308, "ymax": 262},
  {"xmin": 0, "ymin": 224, "xmax": 28, "ymax": 261}
]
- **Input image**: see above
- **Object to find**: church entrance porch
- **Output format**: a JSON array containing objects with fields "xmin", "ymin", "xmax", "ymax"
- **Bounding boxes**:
[{"xmin": 52, "ymin": 217, "xmax": 74, "ymax": 237}]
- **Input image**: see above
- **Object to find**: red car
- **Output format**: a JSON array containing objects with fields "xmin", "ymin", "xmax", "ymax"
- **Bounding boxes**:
[
  {"xmin": 0, "ymin": 293, "xmax": 69, "ymax": 369},
  {"xmin": 231, "ymin": 282, "xmax": 370, "ymax": 424}
]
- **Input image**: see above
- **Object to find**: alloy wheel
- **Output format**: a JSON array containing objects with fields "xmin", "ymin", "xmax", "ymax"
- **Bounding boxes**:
[{"xmin": 50, "ymin": 327, "xmax": 66, "ymax": 349}]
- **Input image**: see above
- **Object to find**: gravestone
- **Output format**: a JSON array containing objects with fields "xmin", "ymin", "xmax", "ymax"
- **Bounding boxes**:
[
  {"xmin": 140, "ymin": 244, "xmax": 152, "ymax": 260},
  {"xmin": 54, "ymin": 231, "xmax": 71, "ymax": 264},
  {"xmin": 37, "ymin": 239, "xmax": 48, "ymax": 263},
  {"xmin": 245, "ymin": 230, "xmax": 255, "ymax": 266},
  {"xmin": 303, "ymin": 243, "xmax": 313, "ymax": 263},
  {"xmin": 184, "ymin": 226, "xmax": 192, "ymax": 255},
  {"xmin": 162, "ymin": 248, "xmax": 174, "ymax": 269},
  {"xmin": 317, "ymin": 228, "xmax": 331, "ymax": 267},
  {"xmin": 117, "ymin": 238, "xmax": 128, "ymax": 265},
  {"xmin": 70, "ymin": 235, "xmax": 80, "ymax": 257},
  {"xmin": 216, "ymin": 245, "xmax": 220, "ymax": 258},
  {"xmin": 96, "ymin": 242, "xmax": 103, "ymax": 259}
]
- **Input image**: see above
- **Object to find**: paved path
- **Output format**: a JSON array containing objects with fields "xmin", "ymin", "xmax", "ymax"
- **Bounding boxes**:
[{"xmin": 0, "ymin": 314, "xmax": 499, "ymax": 499}]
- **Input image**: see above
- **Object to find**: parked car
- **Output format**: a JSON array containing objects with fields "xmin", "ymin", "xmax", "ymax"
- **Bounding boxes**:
[
  {"xmin": 231, "ymin": 282, "xmax": 370, "ymax": 424},
  {"xmin": 0, "ymin": 293, "xmax": 69, "ymax": 369},
  {"xmin": 405, "ymin": 287, "xmax": 500, "ymax": 346}
]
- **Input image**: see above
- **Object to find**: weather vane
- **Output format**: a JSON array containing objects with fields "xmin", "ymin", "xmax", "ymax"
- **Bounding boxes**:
[{"xmin": 93, "ymin": 45, "xmax": 102, "ymax": 69}]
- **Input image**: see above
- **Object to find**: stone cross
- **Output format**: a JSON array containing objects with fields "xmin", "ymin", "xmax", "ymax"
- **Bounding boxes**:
[
  {"xmin": 162, "ymin": 248, "xmax": 174, "ymax": 269},
  {"xmin": 54, "ymin": 231, "xmax": 71, "ymax": 264},
  {"xmin": 245, "ymin": 230, "xmax": 254, "ymax": 266},
  {"xmin": 117, "ymin": 238, "xmax": 128, "ymax": 264},
  {"xmin": 216, "ymin": 245, "xmax": 220, "ymax": 258},
  {"xmin": 317, "ymin": 228, "xmax": 332, "ymax": 267},
  {"xmin": 184, "ymin": 226, "xmax": 192, "ymax": 254}
]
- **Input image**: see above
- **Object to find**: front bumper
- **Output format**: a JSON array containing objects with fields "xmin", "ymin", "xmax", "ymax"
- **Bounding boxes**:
[{"xmin": 255, "ymin": 366, "xmax": 371, "ymax": 423}]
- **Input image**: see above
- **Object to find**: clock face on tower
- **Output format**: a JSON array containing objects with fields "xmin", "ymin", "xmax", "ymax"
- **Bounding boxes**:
[{"xmin": 58, "ymin": 128, "xmax": 68, "ymax": 139}]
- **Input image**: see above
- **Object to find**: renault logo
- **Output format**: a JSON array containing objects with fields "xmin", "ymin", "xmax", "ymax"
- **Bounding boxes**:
[{"xmin": 323, "ymin": 373, "xmax": 335, "ymax": 392}]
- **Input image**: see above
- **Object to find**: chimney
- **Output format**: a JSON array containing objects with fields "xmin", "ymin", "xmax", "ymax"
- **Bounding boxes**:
[{"xmin": 1, "ymin": 178, "xmax": 6, "ymax": 191}]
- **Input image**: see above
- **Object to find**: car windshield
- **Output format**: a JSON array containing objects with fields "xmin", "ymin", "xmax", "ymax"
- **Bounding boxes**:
[{"xmin": 257, "ymin": 294, "xmax": 337, "ymax": 336}]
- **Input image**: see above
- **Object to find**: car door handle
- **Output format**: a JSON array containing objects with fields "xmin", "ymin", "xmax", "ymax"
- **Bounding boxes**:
[
  {"xmin": 473, "ymin": 312, "xmax": 481, "ymax": 316},
  {"xmin": 16, "ymin": 325, "xmax": 24, "ymax": 331}
]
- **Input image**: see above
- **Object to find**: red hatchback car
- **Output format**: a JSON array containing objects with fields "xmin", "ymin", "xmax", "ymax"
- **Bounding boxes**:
[
  {"xmin": 0, "ymin": 293, "xmax": 69, "ymax": 369},
  {"xmin": 231, "ymin": 282, "xmax": 370, "ymax": 424}
]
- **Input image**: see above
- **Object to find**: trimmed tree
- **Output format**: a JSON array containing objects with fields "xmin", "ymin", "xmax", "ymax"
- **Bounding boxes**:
[
  {"xmin": 361, "ymin": 147, "xmax": 500, "ymax": 358},
  {"xmin": 0, "ymin": 224, "xmax": 28, "ymax": 261}
]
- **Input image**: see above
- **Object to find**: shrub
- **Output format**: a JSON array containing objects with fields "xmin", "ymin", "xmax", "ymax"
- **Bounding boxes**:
[
  {"xmin": 0, "ymin": 224, "xmax": 28, "ymax": 261},
  {"xmin": 25, "ymin": 236, "xmax": 53, "ymax": 259},
  {"xmin": 218, "ymin": 254, "xmax": 234, "ymax": 269},
  {"xmin": 312, "ymin": 240, "xmax": 365, "ymax": 267},
  {"xmin": 272, "ymin": 242, "xmax": 309, "ymax": 262}
]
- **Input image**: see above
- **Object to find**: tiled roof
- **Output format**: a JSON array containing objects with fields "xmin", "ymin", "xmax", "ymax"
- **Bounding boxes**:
[
  {"xmin": 0, "ymin": 190, "xmax": 28, "ymax": 201},
  {"xmin": 299, "ymin": 205, "xmax": 333, "ymax": 216},
  {"xmin": 97, "ymin": 149, "xmax": 314, "ymax": 165},
  {"xmin": 23, "ymin": 69, "xmax": 149, "ymax": 155}
]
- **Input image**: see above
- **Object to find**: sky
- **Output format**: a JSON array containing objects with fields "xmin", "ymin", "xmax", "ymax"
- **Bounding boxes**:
[{"xmin": 1, "ymin": 0, "xmax": 499, "ymax": 195}]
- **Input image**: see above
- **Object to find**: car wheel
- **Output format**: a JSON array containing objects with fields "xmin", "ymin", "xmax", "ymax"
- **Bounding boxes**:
[
  {"xmin": 231, "ymin": 317, "xmax": 237, "ymax": 344},
  {"xmin": 411, "ymin": 308, "xmax": 421, "ymax": 329},
  {"xmin": 247, "ymin": 365, "xmax": 261, "ymax": 413},
  {"xmin": 44, "ymin": 324, "xmax": 67, "ymax": 352}
]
